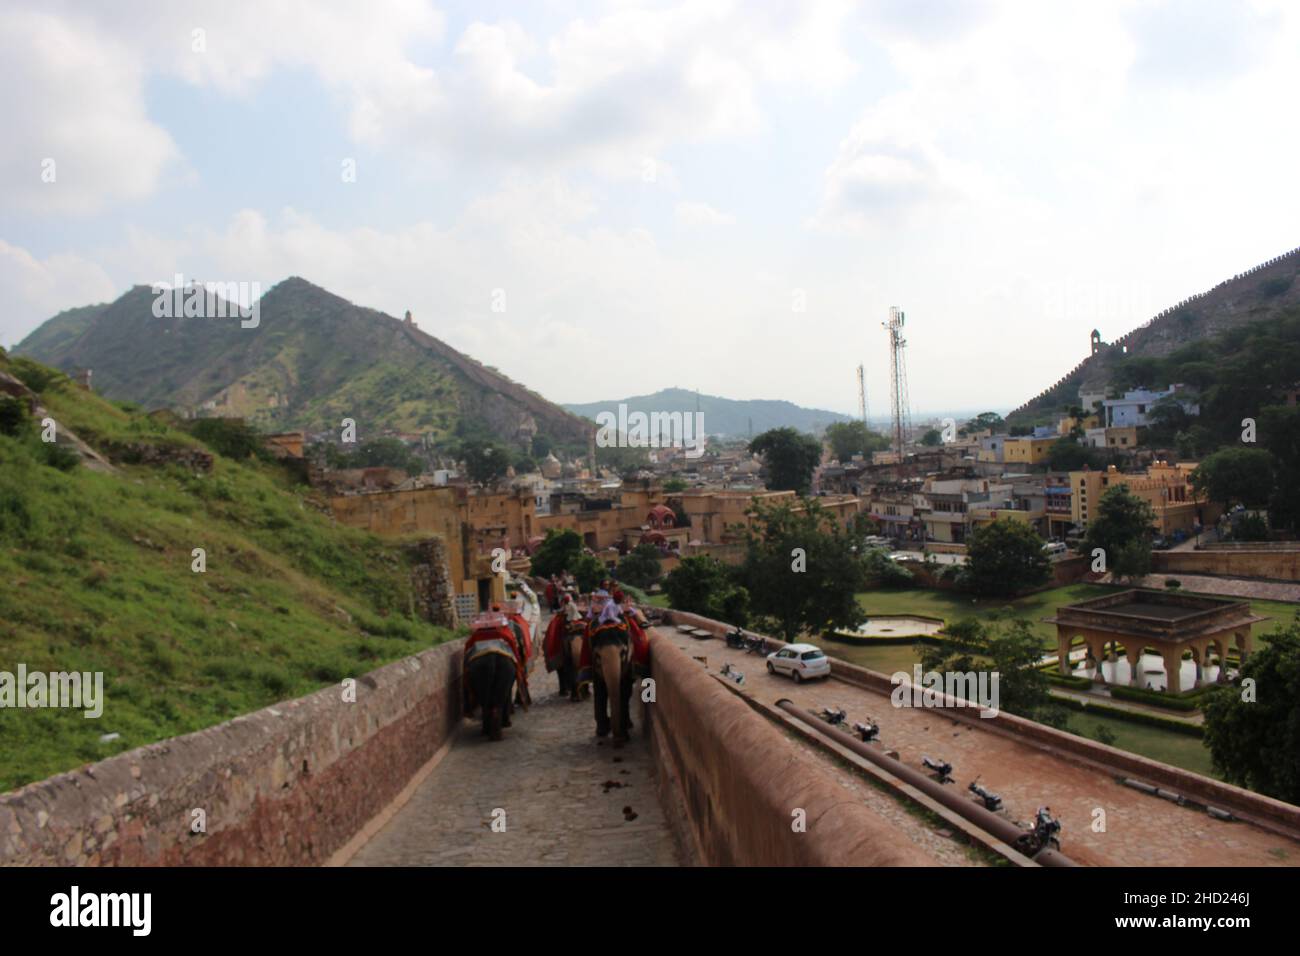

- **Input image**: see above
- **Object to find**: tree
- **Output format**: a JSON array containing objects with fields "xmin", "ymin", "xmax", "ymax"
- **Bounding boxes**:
[
  {"xmin": 1081, "ymin": 485, "xmax": 1155, "ymax": 579},
  {"xmin": 964, "ymin": 411, "xmax": 1004, "ymax": 434},
  {"xmin": 1260, "ymin": 405, "xmax": 1300, "ymax": 531},
  {"xmin": 1202, "ymin": 620, "xmax": 1300, "ymax": 803},
  {"xmin": 749, "ymin": 427, "xmax": 822, "ymax": 494},
  {"xmin": 616, "ymin": 543, "xmax": 662, "ymax": 589},
  {"xmin": 737, "ymin": 499, "xmax": 868, "ymax": 643},
  {"xmin": 663, "ymin": 555, "xmax": 750, "ymax": 626},
  {"xmin": 920, "ymin": 429, "xmax": 942, "ymax": 447},
  {"xmin": 460, "ymin": 438, "xmax": 511, "ymax": 486},
  {"xmin": 528, "ymin": 529, "xmax": 583, "ymax": 579},
  {"xmin": 920, "ymin": 619, "xmax": 1066, "ymax": 727},
  {"xmin": 1048, "ymin": 437, "xmax": 1094, "ymax": 471},
  {"xmin": 325, "ymin": 437, "xmax": 423, "ymax": 474},
  {"xmin": 1191, "ymin": 447, "xmax": 1276, "ymax": 511},
  {"xmin": 824, "ymin": 421, "xmax": 889, "ymax": 462},
  {"xmin": 663, "ymin": 477, "xmax": 687, "ymax": 493},
  {"xmin": 963, "ymin": 519, "xmax": 1050, "ymax": 597},
  {"xmin": 571, "ymin": 552, "xmax": 607, "ymax": 592}
]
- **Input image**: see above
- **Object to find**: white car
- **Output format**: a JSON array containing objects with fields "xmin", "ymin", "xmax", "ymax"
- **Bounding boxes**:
[{"xmin": 766, "ymin": 644, "xmax": 832, "ymax": 683}]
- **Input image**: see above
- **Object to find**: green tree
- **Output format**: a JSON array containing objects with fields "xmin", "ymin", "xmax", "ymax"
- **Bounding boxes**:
[
  {"xmin": 965, "ymin": 411, "xmax": 1004, "ymax": 434},
  {"xmin": 663, "ymin": 555, "xmax": 750, "ymax": 626},
  {"xmin": 1259, "ymin": 404, "xmax": 1300, "ymax": 532},
  {"xmin": 749, "ymin": 427, "xmax": 822, "ymax": 494},
  {"xmin": 1082, "ymin": 485, "xmax": 1156, "ymax": 579},
  {"xmin": 663, "ymin": 477, "xmax": 687, "ymax": 493},
  {"xmin": 738, "ymin": 499, "xmax": 868, "ymax": 642},
  {"xmin": 824, "ymin": 421, "xmax": 889, "ymax": 462},
  {"xmin": 963, "ymin": 518, "xmax": 1050, "ymax": 597},
  {"xmin": 189, "ymin": 418, "xmax": 266, "ymax": 460},
  {"xmin": 1191, "ymin": 446, "xmax": 1276, "ymax": 511},
  {"xmin": 460, "ymin": 438, "xmax": 511, "ymax": 486},
  {"xmin": 1202, "ymin": 620, "xmax": 1300, "ymax": 803},
  {"xmin": 571, "ymin": 552, "xmax": 607, "ymax": 592},
  {"xmin": 616, "ymin": 543, "xmax": 662, "ymax": 589},
  {"xmin": 920, "ymin": 428, "xmax": 942, "ymax": 447},
  {"xmin": 1048, "ymin": 437, "xmax": 1096, "ymax": 471},
  {"xmin": 919, "ymin": 619, "xmax": 1066, "ymax": 727},
  {"xmin": 528, "ymin": 529, "xmax": 583, "ymax": 579}
]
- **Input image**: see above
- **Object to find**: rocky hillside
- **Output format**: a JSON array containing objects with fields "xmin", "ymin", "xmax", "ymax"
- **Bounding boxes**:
[
  {"xmin": 1007, "ymin": 245, "xmax": 1300, "ymax": 424},
  {"xmin": 15, "ymin": 278, "xmax": 592, "ymax": 448}
]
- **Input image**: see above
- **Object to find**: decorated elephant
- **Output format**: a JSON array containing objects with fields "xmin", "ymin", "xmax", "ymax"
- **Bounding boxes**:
[{"xmin": 463, "ymin": 612, "xmax": 522, "ymax": 741}]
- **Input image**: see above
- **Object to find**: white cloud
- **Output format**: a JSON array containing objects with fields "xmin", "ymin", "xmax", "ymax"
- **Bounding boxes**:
[
  {"xmin": 674, "ymin": 200, "xmax": 734, "ymax": 227},
  {"xmin": 0, "ymin": 9, "xmax": 180, "ymax": 215},
  {"xmin": 0, "ymin": 240, "xmax": 119, "ymax": 346}
]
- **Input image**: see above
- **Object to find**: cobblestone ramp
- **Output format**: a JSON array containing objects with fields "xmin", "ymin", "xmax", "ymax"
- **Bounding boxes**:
[{"xmin": 346, "ymin": 665, "xmax": 681, "ymax": 866}]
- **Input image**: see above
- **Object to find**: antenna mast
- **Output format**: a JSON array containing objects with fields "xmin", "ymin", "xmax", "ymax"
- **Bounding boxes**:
[
  {"xmin": 883, "ymin": 307, "xmax": 911, "ymax": 457},
  {"xmin": 856, "ymin": 363, "xmax": 869, "ymax": 424}
]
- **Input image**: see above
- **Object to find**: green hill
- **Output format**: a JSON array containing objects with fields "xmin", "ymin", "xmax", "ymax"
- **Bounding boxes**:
[
  {"xmin": 0, "ymin": 350, "xmax": 459, "ymax": 793},
  {"xmin": 14, "ymin": 277, "xmax": 591, "ymax": 450},
  {"xmin": 565, "ymin": 387, "xmax": 852, "ymax": 438},
  {"xmin": 1008, "ymin": 245, "xmax": 1300, "ymax": 426}
]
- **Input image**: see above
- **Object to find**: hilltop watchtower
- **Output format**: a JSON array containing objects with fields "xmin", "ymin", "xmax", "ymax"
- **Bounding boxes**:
[{"xmin": 1090, "ymin": 329, "xmax": 1103, "ymax": 355}]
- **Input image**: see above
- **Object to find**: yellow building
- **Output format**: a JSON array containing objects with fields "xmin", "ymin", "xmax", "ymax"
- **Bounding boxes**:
[
  {"xmin": 1070, "ymin": 462, "xmax": 1219, "ymax": 535},
  {"xmin": 1003, "ymin": 436, "xmax": 1056, "ymax": 466}
]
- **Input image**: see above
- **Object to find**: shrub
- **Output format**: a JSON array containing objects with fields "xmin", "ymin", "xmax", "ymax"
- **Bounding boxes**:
[
  {"xmin": 0, "ymin": 396, "xmax": 30, "ymax": 437},
  {"xmin": 1164, "ymin": 578, "xmax": 1182, "ymax": 589},
  {"xmin": 189, "ymin": 418, "xmax": 266, "ymax": 460}
]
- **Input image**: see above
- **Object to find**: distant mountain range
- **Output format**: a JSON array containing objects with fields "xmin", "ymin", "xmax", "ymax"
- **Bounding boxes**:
[
  {"xmin": 564, "ymin": 387, "xmax": 853, "ymax": 437},
  {"xmin": 1008, "ymin": 244, "xmax": 1300, "ymax": 423},
  {"xmin": 15, "ymin": 278, "xmax": 591, "ymax": 448}
]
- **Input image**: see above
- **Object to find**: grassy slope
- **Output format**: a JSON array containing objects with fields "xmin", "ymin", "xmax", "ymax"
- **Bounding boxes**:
[{"xmin": 0, "ymin": 356, "xmax": 458, "ymax": 792}]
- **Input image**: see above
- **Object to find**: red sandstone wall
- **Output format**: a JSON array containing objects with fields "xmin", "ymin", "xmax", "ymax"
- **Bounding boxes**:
[
  {"xmin": 1153, "ymin": 549, "xmax": 1300, "ymax": 582},
  {"xmin": 664, "ymin": 610, "xmax": 1300, "ymax": 837},
  {"xmin": 0, "ymin": 642, "xmax": 463, "ymax": 866},
  {"xmin": 646, "ymin": 633, "xmax": 934, "ymax": 866}
]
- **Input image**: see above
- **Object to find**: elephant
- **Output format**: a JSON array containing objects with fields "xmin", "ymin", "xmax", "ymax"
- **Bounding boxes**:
[
  {"xmin": 589, "ymin": 618, "xmax": 634, "ymax": 743},
  {"xmin": 561, "ymin": 622, "xmax": 589, "ymax": 702},
  {"xmin": 465, "ymin": 646, "xmax": 518, "ymax": 742}
]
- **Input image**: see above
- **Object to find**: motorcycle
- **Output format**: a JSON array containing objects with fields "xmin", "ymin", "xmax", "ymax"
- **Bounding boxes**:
[
  {"xmin": 968, "ymin": 778, "xmax": 1003, "ymax": 812},
  {"xmin": 744, "ymin": 635, "xmax": 769, "ymax": 655},
  {"xmin": 725, "ymin": 627, "xmax": 748, "ymax": 650},
  {"xmin": 851, "ymin": 720, "xmax": 880, "ymax": 742},
  {"xmin": 922, "ymin": 755, "xmax": 953, "ymax": 783},
  {"xmin": 819, "ymin": 706, "xmax": 848, "ymax": 727}
]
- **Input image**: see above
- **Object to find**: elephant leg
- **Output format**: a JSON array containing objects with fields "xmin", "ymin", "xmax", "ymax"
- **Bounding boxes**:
[
  {"xmin": 593, "ymin": 667, "xmax": 611, "ymax": 736},
  {"xmin": 500, "ymin": 660, "xmax": 516, "ymax": 729},
  {"xmin": 620, "ymin": 668, "xmax": 634, "ymax": 734}
]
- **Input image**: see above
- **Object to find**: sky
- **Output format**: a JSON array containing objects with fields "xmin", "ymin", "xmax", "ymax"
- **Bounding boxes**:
[{"xmin": 2, "ymin": 0, "xmax": 1299, "ymax": 416}]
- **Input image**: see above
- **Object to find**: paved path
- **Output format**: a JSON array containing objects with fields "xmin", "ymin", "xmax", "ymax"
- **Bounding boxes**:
[
  {"xmin": 348, "ymin": 652, "xmax": 681, "ymax": 867},
  {"xmin": 664, "ymin": 628, "xmax": 1300, "ymax": 867},
  {"xmin": 1120, "ymin": 571, "xmax": 1300, "ymax": 603}
]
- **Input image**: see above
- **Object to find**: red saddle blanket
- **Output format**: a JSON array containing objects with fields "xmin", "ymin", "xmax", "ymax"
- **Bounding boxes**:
[{"xmin": 543, "ymin": 615, "xmax": 585, "ymax": 671}]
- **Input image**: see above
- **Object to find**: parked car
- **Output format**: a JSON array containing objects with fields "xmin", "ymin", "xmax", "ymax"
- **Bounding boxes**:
[
  {"xmin": 766, "ymin": 644, "xmax": 832, "ymax": 683},
  {"xmin": 1151, "ymin": 536, "xmax": 1172, "ymax": 550}
]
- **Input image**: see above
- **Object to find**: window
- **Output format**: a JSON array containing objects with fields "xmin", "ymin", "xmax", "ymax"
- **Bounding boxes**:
[{"xmin": 801, "ymin": 650, "xmax": 825, "ymax": 661}]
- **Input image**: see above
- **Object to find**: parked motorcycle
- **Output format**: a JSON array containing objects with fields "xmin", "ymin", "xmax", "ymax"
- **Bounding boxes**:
[
  {"xmin": 819, "ymin": 706, "xmax": 848, "ymax": 727},
  {"xmin": 725, "ymin": 627, "xmax": 748, "ymax": 650}
]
